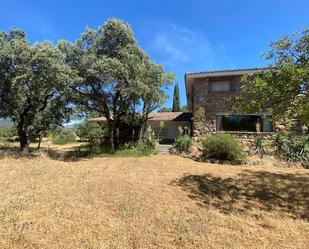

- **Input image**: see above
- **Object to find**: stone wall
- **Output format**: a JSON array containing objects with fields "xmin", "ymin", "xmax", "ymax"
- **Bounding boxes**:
[{"xmin": 192, "ymin": 76, "xmax": 241, "ymax": 136}]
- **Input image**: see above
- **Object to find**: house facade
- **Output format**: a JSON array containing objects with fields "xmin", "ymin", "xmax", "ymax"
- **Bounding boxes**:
[
  {"xmin": 92, "ymin": 67, "xmax": 274, "ymax": 143},
  {"xmin": 143, "ymin": 112, "xmax": 192, "ymax": 142},
  {"xmin": 185, "ymin": 68, "xmax": 273, "ymax": 137},
  {"xmin": 91, "ymin": 112, "xmax": 192, "ymax": 142}
]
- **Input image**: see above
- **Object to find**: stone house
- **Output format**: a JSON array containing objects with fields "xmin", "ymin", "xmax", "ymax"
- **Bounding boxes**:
[
  {"xmin": 91, "ymin": 112, "xmax": 192, "ymax": 142},
  {"xmin": 185, "ymin": 68, "xmax": 273, "ymax": 137},
  {"xmin": 92, "ymin": 67, "xmax": 274, "ymax": 142}
]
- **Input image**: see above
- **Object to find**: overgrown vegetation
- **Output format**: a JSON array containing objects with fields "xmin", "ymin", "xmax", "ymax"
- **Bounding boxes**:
[
  {"xmin": 0, "ymin": 127, "xmax": 16, "ymax": 140},
  {"xmin": 134, "ymin": 138, "xmax": 159, "ymax": 155},
  {"xmin": 202, "ymin": 133, "xmax": 246, "ymax": 163},
  {"xmin": 75, "ymin": 138, "xmax": 158, "ymax": 158},
  {"xmin": 173, "ymin": 135, "xmax": 192, "ymax": 153},
  {"xmin": 76, "ymin": 121, "xmax": 105, "ymax": 146},
  {"xmin": 273, "ymin": 132, "xmax": 309, "ymax": 164},
  {"xmin": 53, "ymin": 130, "xmax": 77, "ymax": 145},
  {"xmin": 253, "ymin": 136, "xmax": 267, "ymax": 157}
]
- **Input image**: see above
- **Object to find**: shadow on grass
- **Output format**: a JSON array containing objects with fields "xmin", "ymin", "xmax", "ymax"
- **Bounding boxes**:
[
  {"xmin": 172, "ymin": 170, "xmax": 309, "ymax": 220},
  {"xmin": 0, "ymin": 144, "xmax": 154, "ymax": 162},
  {"xmin": 44, "ymin": 143, "xmax": 156, "ymax": 161},
  {"xmin": 0, "ymin": 144, "xmax": 86, "ymax": 162}
]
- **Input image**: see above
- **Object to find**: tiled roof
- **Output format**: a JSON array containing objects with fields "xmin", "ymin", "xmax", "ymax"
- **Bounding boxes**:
[
  {"xmin": 90, "ymin": 112, "xmax": 192, "ymax": 122},
  {"xmin": 185, "ymin": 67, "xmax": 269, "ymax": 76},
  {"xmin": 148, "ymin": 112, "xmax": 192, "ymax": 121}
]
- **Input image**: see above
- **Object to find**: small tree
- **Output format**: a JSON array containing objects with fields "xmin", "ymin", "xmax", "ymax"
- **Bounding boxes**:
[
  {"xmin": 77, "ymin": 121, "xmax": 105, "ymax": 146},
  {"xmin": 172, "ymin": 83, "xmax": 180, "ymax": 112},
  {"xmin": 0, "ymin": 29, "xmax": 74, "ymax": 153}
]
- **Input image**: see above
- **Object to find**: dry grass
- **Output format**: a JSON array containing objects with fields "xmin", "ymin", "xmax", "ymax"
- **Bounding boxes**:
[{"xmin": 0, "ymin": 152, "xmax": 308, "ymax": 248}]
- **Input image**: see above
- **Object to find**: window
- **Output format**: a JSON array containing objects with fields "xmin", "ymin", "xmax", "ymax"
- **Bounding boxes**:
[
  {"xmin": 216, "ymin": 114, "xmax": 273, "ymax": 132},
  {"xmin": 210, "ymin": 80, "xmax": 231, "ymax": 92}
]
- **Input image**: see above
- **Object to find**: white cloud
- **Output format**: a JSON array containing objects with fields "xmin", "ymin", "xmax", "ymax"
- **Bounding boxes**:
[
  {"xmin": 153, "ymin": 32, "xmax": 190, "ymax": 62},
  {"xmin": 149, "ymin": 22, "xmax": 220, "ymax": 70}
]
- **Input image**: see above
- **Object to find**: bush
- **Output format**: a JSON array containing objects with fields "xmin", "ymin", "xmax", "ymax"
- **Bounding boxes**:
[
  {"xmin": 53, "ymin": 130, "xmax": 77, "ymax": 145},
  {"xmin": 0, "ymin": 127, "xmax": 17, "ymax": 140},
  {"xmin": 173, "ymin": 135, "xmax": 192, "ymax": 153},
  {"xmin": 253, "ymin": 136, "xmax": 267, "ymax": 157},
  {"xmin": 135, "ymin": 138, "xmax": 159, "ymax": 155},
  {"xmin": 75, "ymin": 138, "xmax": 158, "ymax": 158},
  {"xmin": 273, "ymin": 132, "xmax": 309, "ymax": 163},
  {"xmin": 76, "ymin": 121, "xmax": 105, "ymax": 145},
  {"xmin": 47, "ymin": 127, "xmax": 62, "ymax": 140},
  {"xmin": 202, "ymin": 133, "xmax": 246, "ymax": 163}
]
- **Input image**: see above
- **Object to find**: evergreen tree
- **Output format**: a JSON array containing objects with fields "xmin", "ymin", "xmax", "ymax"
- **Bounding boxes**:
[
  {"xmin": 59, "ymin": 19, "xmax": 174, "ymax": 150},
  {"xmin": 0, "ymin": 29, "xmax": 75, "ymax": 153},
  {"xmin": 172, "ymin": 83, "xmax": 180, "ymax": 112}
]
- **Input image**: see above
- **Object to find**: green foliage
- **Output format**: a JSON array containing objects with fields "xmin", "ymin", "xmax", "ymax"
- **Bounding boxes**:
[
  {"xmin": 76, "ymin": 121, "xmax": 105, "ymax": 145},
  {"xmin": 273, "ymin": 132, "xmax": 309, "ymax": 164},
  {"xmin": 75, "ymin": 146, "xmax": 153, "ymax": 158},
  {"xmin": 202, "ymin": 133, "xmax": 246, "ymax": 163},
  {"xmin": 0, "ymin": 29, "xmax": 75, "ymax": 152},
  {"xmin": 130, "ymin": 126, "xmax": 159, "ymax": 154},
  {"xmin": 53, "ymin": 130, "xmax": 77, "ymax": 145},
  {"xmin": 135, "ymin": 138, "xmax": 159, "ymax": 155},
  {"xmin": 236, "ymin": 28, "xmax": 309, "ymax": 126},
  {"xmin": 47, "ymin": 127, "xmax": 62, "ymax": 140},
  {"xmin": 75, "ymin": 138, "xmax": 158, "ymax": 158},
  {"xmin": 158, "ymin": 105, "xmax": 187, "ymax": 112},
  {"xmin": 180, "ymin": 105, "xmax": 188, "ymax": 112},
  {"xmin": 173, "ymin": 135, "xmax": 192, "ymax": 153},
  {"xmin": 172, "ymin": 83, "xmax": 180, "ymax": 112},
  {"xmin": 253, "ymin": 136, "xmax": 267, "ymax": 156},
  {"xmin": 158, "ymin": 107, "xmax": 172, "ymax": 112},
  {"xmin": 0, "ymin": 127, "xmax": 17, "ymax": 140},
  {"xmin": 59, "ymin": 18, "xmax": 174, "ymax": 150}
]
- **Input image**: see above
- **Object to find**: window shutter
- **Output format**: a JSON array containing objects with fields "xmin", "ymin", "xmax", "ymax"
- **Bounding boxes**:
[{"xmin": 210, "ymin": 80, "xmax": 231, "ymax": 92}]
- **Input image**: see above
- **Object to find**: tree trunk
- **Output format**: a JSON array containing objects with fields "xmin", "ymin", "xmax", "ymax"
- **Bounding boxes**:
[
  {"xmin": 19, "ymin": 130, "xmax": 29, "ymax": 154},
  {"xmin": 139, "ymin": 123, "xmax": 144, "ymax": 141},
  {"xmin": 108, "ymin": 123, "xmax": 115, "ymax": 152},
  {"xmin": 115, "ymin": 128, "xmax": 119, "ymax": 148},
  {"xmin": 132, "ymin": 128, "xmax": 135, "ymax": 141},
  {"xmin": 37, "ymin": 134, "xmax": 43, "ymax": 150}
]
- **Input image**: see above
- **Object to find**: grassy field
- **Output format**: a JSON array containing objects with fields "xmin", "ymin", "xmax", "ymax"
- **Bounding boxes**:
[{"xmin": 0, "ymin": 152, "xmax": 308, "ymax": 248}]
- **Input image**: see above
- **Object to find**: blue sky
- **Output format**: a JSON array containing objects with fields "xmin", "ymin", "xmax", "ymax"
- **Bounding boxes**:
[{"xmin": 1, "ymin": 0, "xmax": 308, "ymax": 108}]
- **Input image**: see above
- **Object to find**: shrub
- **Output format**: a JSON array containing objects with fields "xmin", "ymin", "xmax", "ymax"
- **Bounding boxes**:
[
  {"xmin": 0, "ymin": 127, "xmax": 17, "ymax": 140},
  {"xmin": 202, "ymin": 133, "xmax": 246, "ymax": 163},
  {"xmin": 135, "ymin": 138, "xmax": 159, "ymax": 155},
  {"xmin": 53, "ymin": 130, "xmax": 77, "ymax": 145},
  {"xmin": 47, "ymin": 127, "xmax": 62, "ymax": 140},
  {"xmin": 253, "ymin": 136, "xmax": 267, "ymax": 157},
  {"xmin": 273, "ymin": 132, "xmax": 309, "ymax": 164},
  {"xmin": 173, "ymin": 135, "xmax": 192, "ymax": 153},
  {"xmin": 76, "ymin": 121, "xmax": 105, "ymax": 145}
]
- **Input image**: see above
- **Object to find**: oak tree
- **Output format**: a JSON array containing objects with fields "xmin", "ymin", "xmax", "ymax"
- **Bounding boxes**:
[{"xmin": 0, "ymin": 29, "xmax": 74, "ymax": 153}]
